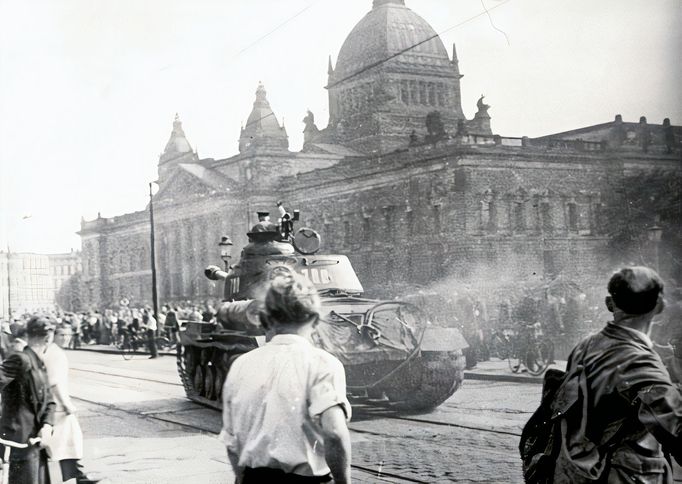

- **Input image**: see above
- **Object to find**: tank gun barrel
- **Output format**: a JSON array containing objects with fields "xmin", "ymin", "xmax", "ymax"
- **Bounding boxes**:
[{"xmin": 205, "ymin": 265, "xmax": 229, "ymax": 281}]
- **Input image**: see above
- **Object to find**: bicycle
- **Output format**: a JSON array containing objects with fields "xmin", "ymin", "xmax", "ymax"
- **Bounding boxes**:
[
  {"xmin": 506, "ymin": 322, "xmax": 554, "ymax": 376},
  {"xmin": 116, "ymin": 330, "xmax": 144, "ymax": 360}
]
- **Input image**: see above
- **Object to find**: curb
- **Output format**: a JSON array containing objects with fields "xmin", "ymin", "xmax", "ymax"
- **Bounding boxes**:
[
  {"xmin": 71, "ymin": 347, "xmax": 545, "ymax": 384},
  {"xmin": 464, "ymin": 371, "xmax": 543, "ymax": 384},
  {"xmin": 68, "ymin": 346, "xmax": 176, "ymax": 357}
]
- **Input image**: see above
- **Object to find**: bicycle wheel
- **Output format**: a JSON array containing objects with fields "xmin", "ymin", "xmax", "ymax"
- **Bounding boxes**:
[
  {"xmin": 120, "ymin": 341, "xmax": 134, "ymax": 360},
  {"xmin": 524, "ymin": 344, "xmax": 549, "ymax": 376},
  {"xmin": 507, "ymin": 342, "xmax": 522, "ymax": 373},
  {"xmin": 155, "ymin": 336, "xmax": 171, "ymax": 351}
]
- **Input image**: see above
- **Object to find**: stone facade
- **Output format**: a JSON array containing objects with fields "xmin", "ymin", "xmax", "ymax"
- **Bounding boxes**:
[
  {"xmin": 0, "ymin": 250, "xmax": 82, "ymax": 317},
  {"xmin": 78, "ymin": 0, "xmax": 682, "ymax": 310}
]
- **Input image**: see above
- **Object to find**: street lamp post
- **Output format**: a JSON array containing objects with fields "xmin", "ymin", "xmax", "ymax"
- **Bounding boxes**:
[
  {"xmin": 219, "ymin": 236, "xmax": 233, "ymax": 271},
  {"xmin": 5, "ymin": 246, "xmax": 11, "ymax": 320},
  {"xmin": 149, "ymin": 182, "xmax": 159, "ymax": 320},
  {"xmin": 647, "ymin": 217, "xmax": 663, "ymax": 273}
]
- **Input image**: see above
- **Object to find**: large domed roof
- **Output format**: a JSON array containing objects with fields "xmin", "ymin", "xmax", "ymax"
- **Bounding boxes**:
[{"xmin": 332, "ymin": 0, "xmax": 452, "ymax": 82}]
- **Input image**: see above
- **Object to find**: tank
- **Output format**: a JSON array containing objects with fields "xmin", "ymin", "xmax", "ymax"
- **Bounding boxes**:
[{"xmin": 177, "ymin": 204, "xmax": 468, "ymax": 412}]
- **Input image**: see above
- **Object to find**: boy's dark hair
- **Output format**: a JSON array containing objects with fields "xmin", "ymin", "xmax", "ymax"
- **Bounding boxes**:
[{"xmin": 608, "ymin": 266, "xmax": 664, "ymax": 315}]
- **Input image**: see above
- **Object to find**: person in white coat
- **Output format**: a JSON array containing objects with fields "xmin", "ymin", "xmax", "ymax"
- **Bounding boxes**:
[{"xmin": 42, "ymin": 327, "xmax": 99, "ymax": 484}]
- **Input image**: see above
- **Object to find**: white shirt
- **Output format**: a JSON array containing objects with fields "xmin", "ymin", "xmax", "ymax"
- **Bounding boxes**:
[
  {"xmin": 145, "ymin": 315, "xmax": 157, "ymax": 331},
  {"xmin": 43, "ymin": 343, "xmax": 70, "ymax": 406},
  {"xmin": 219, "ymin": 334, "xmax": 351, "ymax": 476}
]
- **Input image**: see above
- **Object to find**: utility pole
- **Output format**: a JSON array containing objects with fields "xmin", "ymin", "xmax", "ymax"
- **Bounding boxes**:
[{"xmin": 149, "ymin": 183, "xmax": 159, "ymax": 320}]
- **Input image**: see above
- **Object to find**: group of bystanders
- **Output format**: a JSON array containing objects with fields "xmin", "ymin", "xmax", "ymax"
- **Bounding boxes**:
[{"xmin": 0, "ymin": 315, "xmax": 98, "ymax": 483}]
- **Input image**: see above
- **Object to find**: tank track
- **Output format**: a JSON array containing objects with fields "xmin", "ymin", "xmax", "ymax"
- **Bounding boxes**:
[
  {"xmin": 176, "ymin": 344, "xmax": 228, "ymax": 410},
  {"xmin": 386, "ymin": 350, "xmax": 466, "ymax": 412},
  {"xmin": 178, "ymin": 344, "xmax": 465, "ymax": 414}
]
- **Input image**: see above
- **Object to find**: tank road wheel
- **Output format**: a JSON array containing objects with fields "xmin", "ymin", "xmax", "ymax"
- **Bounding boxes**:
[
  {"xmin": 193, "ymin": 364, "xmax": 205, "ymax": 397},
  {"xmin": 204, "ymin": 364, "xmax": 216, "ymax": 401},
  {"xmin": 213, "ymin": 351, "xmax": 229, "ymax": 400},
  {"xmin": 388, "ymin": 351, "xmax": 466, "ymax": 413}
]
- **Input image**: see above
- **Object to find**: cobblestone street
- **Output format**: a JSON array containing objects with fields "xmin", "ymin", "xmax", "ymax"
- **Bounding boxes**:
[{"xmin": 66, "ymin": 350, "xmax": 543, "ymax": 483}]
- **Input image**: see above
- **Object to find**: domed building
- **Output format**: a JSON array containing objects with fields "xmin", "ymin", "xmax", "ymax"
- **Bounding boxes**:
[
  {"xmin": 306, "ymin": 0, "xmax": 485, "ymax": 154},
  {"xmin": 79, "ymin": 0, "xmax": 680, "ymax": 313}
]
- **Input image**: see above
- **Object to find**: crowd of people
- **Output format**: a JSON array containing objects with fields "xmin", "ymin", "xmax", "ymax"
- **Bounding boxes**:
[
  {"xmin": 0, "ymin": 266, "xmax": 680, "ymax": 483},
  {"xmin": 0, "ymin": 302, "xmax": 223, "ymax": 360}
]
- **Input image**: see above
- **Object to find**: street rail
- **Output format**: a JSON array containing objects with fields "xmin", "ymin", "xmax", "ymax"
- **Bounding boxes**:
[
  {"xmin": 71, "ymin": 394, "xmax": 424, "ymax": 483},
  {"xmin": 71, "ymin": 366, "xmax": 523, "ymax": 437}
]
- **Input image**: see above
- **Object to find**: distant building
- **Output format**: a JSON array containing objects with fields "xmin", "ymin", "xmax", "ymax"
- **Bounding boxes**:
[
  {"xmin": 0, "ymin": 250, "xmax": 82, "ymax": 318},
  {"xmin": 78, "ymin": 0, "xmax": 681, "ymax": 309}
]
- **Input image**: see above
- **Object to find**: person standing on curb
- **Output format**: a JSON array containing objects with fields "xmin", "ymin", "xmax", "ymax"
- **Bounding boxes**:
[
  {"xmin": 219, "ymin": 272, "xmax": 352, "ymax": 483},
  {"xmin": 0, "ymin": 315, "xmax": 56, "ymax": 484},
  {"xmin": 42, "ymin": 325, "xmax": 100, "ymax": 483},
  {"xmin": 142, "ymin": 308, "xmax": 158, "ymax": 359}
]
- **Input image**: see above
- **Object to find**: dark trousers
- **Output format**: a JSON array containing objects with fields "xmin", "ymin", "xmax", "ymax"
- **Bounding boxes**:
[
  {"xmin": 60, "ymin": 458, "xmax": 80, "ymax": 481},
  {"xmin": 4, "ymin": 446, "xmax": 49, "ymax": 484},
  {"xmin": 147, "ymin": 329, "xmax": 158, "ymax": 357},
  {"xmin": 242, "ymin": 467, "xmax": 332, "ymax": 483}
]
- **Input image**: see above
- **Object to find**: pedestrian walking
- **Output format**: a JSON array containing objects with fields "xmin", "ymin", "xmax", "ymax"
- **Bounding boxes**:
[
  {"xmin": 41, "ymin": 326, "xmax": 99, "ymax": 483},
  {"xmin": 0, "ymin": 315, "xmax": 56, "ymax": 484},
  {"xmin": 142, "ymin": 309, "xmax": 158, "ymax": 359},
  {"xmin": 219, "ymin": 272, "xmax": 352, "ymax": 483},
  {"xmin": 521, "ymin": 266, "xmax": 682, "ymax": 483}
]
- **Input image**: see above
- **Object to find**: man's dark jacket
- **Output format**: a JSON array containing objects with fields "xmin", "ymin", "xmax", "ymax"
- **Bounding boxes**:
[
  {"xmin": 553, "ymin": 323, "xmax": 682, "ymax": 483},
  {"xmin": 0, "ymin": 346, "xmax": 56, "ymax": 446}
]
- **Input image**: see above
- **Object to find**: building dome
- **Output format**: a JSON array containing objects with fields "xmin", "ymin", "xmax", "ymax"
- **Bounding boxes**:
[{"xmin": 333, "ymin": 0, "xmax": 452, "ymax": 82}]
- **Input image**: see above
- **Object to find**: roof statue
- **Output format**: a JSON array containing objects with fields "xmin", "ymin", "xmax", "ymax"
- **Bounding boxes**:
[
  {"xmin": 476, "ymin": 95, "xmax": 490, "ymax": 114},
  {"xmin": 303, "ymin": 110, "xmax": 319, "ymax": 144}
]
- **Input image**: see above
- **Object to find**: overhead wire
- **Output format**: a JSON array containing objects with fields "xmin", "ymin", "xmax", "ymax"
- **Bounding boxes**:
[
  {"xmin": 327, "ymin": 0, "xmax": 514, "ymax": 89},
  {"xmin": 243, "ymin": 0, "xmax": 515, "ymax": 131}
]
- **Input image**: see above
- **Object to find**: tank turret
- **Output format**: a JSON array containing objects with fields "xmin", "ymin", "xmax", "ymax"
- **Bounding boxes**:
[{"xmin": 176, "ymin": 201, "xmax": 468, "ymax": 412}]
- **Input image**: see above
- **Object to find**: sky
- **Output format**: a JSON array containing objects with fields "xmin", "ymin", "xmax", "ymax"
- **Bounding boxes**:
[{"xmin": 0, "ymin": 0, "xmax": 680, "ymax": 254}]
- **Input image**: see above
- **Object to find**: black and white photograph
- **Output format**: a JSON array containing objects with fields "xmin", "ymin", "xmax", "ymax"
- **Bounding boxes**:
[{"xmin": 0, "ymin": 0, "xmax": 680, "ymax": 482}]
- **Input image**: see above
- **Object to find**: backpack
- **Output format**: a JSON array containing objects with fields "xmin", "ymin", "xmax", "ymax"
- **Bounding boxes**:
[
  {"xmin": 519, "ymin": 368, "xmax": 568, "ymax": 484},
  {"xmin": 520, "ymin": 337, "xmax": 626, "ymax": 484}
]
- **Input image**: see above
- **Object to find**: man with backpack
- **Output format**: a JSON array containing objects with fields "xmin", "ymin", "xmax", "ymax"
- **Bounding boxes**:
[{"xmin": 521, "ymin": 266, "xmax": 681, "ymax": 483}]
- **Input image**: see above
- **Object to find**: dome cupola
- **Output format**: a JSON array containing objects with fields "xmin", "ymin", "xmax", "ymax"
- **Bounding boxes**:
[{"xmin": 325, "ymin": 0, "xmax": 465, "ymax": 153}]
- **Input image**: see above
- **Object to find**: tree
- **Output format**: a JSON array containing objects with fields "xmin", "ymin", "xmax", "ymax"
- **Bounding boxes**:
[{"xmin": 602, "ymin": 169, "xmax": 682, "ymax": 282}]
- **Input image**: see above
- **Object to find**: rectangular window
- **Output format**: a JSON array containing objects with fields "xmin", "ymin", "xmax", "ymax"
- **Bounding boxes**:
[
  {"xmin": 383, "ymin": 207, "xmax": 395, "ymax": 238},
  {"xmin": 419, "ymin": 82, "xmax": 427, "ymax": 104},
  {"xmin": 343, "ymin": 220, "xmax": 351, "ymax": 246},
  {"xmin": 541, "ymin": 202, "xmax": 552, "ymax": 232},
  {"xmin": 568, "ymin": 203, "xmax": 578, "ymax": 231},
  {"xmin": 428, "ymin": 83, "xmax": 436, "ymax": 105},
  {"xmin": 401, "ymin": 80, "xmax": 409, "ymax": 104},
  {"xmin": 406, "ymin": 210, "xmax": 415, "ymax": 236},
  {"xmin": 432, "ymin": 205, "xmax": 442, "ymax": 233},
  {"xmin": 514, "ymin": 202, "xmax": 525, "ymax": 231},
  {"xmin": 362, "ymin": 217, "xmax": 371, "ymax": 242},
  {"xmin": 592, "ymin": 203, "xmax": 602, "ymax": 234},
  {"xmin": 437, "ymin": 84, "xmax": 445, "ymax": 106},
  {"xmin": 543, "ymin": 250, "xmax": 557, "ymax": 278},
  {"xmin": 409, "ymin": 81, "xmax": 417, "ymax": 104}
]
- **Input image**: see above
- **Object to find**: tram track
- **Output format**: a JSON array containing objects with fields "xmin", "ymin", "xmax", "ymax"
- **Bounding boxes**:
[
  {"xmin": 71, "ymin": 367, "xmax": 183, "ymax": 387},
  {"xmin": 71, "ymin": 394, "xmax": 425, "ymax": 483},
  {"xmin": 72, "ymin": 365, "xmax": 523, "ymax": 438}
]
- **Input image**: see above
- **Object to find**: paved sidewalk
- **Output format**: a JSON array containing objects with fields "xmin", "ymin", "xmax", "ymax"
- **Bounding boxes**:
[{"xmin": 464, "ymin": 358, "xmax": 567, "ymax": 384}]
